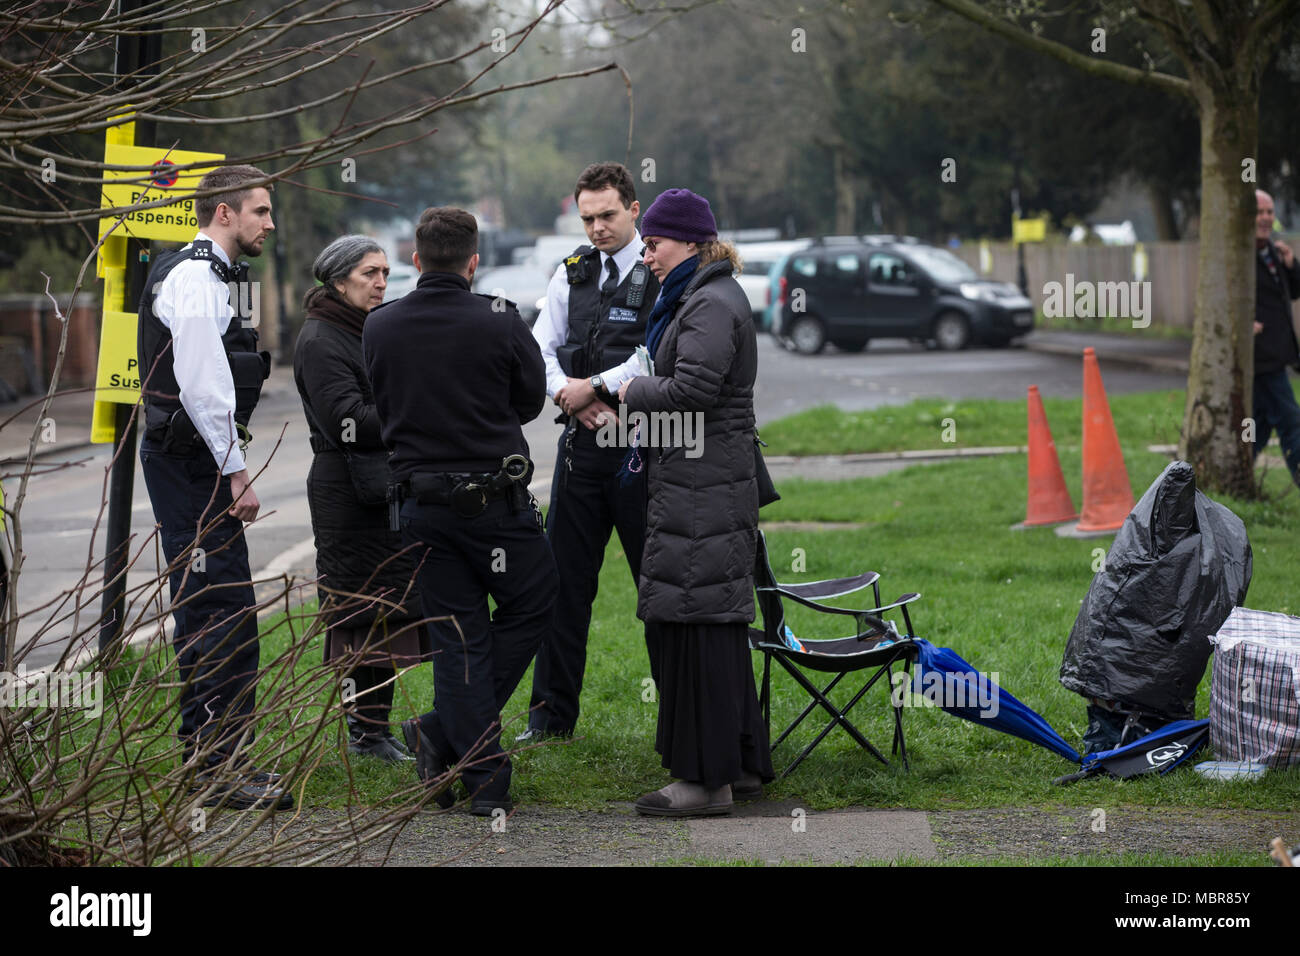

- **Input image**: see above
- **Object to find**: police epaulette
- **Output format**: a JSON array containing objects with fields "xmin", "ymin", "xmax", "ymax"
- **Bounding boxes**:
[{"xmin": 187, "ymin": 239, "xmax": 231, "ymax": 282}]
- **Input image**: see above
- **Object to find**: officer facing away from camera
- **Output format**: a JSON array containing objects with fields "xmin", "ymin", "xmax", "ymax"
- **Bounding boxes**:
[
  {"xmin": 520, "ymin": 162, "xmax": 661, "ymax": 742},
  {"xmin": 136, "ymin": 164, "xmax": 283, "ymax": 809},
  {"xmin": 363, "ymin": 207, "xmax": 557, "ymax": 815}
]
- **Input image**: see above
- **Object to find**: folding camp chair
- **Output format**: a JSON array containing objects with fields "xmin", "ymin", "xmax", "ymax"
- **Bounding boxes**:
[{"xmin": 749, "ymin": 530, "xmax": 921, "ymax": 779}]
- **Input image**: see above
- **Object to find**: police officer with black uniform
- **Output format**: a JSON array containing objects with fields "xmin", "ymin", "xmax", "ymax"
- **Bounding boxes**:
[
  {"xmin": 364, "ymin": 207, "xmax": 556, "ymax": 815},
  {"xmin": 136, "ymin": 165, "xmax": 284, "ymax": 809},
  {"xmin": 520, "ymin": 162, "xmax": 661, "ymax": 741}
]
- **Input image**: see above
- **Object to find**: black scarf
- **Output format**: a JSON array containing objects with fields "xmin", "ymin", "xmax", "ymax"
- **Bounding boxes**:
[{"xmin": 308, "ymin": 292, "xmax": 367, "ymax": 337}]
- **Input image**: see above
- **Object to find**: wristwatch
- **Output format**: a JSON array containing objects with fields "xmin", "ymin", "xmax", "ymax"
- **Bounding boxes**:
[{"xmin": 590, "ymin": 374, "xmax": 610, "ymax": 400}]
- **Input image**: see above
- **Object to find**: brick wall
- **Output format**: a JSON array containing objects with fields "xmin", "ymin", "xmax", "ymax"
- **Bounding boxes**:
[{"xmin": 0, "ymin": 293, "xmax": 99, "ymax": 394}]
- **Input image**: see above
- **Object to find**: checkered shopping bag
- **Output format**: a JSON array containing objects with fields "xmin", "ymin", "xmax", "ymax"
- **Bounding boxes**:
[{"xmin": 1209, "ymin": 607, "xmax": 1300, "ymax": 768}]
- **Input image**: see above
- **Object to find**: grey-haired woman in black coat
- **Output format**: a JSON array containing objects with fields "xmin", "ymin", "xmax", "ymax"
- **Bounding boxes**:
[{"xmin": 294, "ymin": 235, "xmax": 432, "ymax": 762}]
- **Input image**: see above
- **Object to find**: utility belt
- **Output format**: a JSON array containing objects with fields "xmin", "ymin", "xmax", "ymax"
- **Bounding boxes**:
[
  {"xmin": 391, "ymin": 454, "xmax": 536, "ymax": 525},
  {"xmin": 143, "ymin": 403, "xmax": 252, "ymax": 456},
  {"xmin": 143, "ymin": 403, "xmax": 205, "ymax": 455},
  {"xmin": 142, "ymin": 350, "xmax": 270, "ymax": 454},
  {"xmin": 556, "ymin": 343, "xmax": 635, "ymax": 381}
]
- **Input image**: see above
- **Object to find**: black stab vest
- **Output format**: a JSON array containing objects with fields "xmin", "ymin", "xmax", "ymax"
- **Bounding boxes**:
[
  {"xmin": 557, "ymin": 244, "xmax": 659, "ymax": 379},
  {"xmin": 136, "ymin": 240, "xmax": 267, "ymax": 431}
]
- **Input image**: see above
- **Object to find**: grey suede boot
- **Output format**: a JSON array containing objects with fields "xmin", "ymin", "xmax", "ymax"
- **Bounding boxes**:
[{"xmin": 635, "ymin": 780, "xmax": 733, "ymax": 817}]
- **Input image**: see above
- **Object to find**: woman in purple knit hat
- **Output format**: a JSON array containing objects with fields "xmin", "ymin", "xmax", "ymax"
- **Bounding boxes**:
[{"xmin": 617, "ymin": 188, "xmax": 773, "ymax": 816}]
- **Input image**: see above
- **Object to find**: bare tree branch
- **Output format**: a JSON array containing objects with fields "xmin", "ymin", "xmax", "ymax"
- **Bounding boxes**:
[{"xmin": 926, "ymin": 0, "xmax": 1193, "ymax": 98}]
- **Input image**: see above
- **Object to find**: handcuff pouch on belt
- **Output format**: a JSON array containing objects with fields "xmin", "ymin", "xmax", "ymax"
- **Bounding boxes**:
[
  {"xmin": 144, "ymin": 404, "xmax": 202, "ymax": 455},
  {"xmin": 404, "ymin": 455, "xmax": 533, "ymax": 519}
]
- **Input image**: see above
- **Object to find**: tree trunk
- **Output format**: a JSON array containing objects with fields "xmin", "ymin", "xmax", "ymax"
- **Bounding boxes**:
[
  {"xmin": 1177, "ymin": 79, "xmax": 1258, "ymax": 498},
  {"xmin": 833, "ymin": 147, "xmax": 856, "ymax": 234}
]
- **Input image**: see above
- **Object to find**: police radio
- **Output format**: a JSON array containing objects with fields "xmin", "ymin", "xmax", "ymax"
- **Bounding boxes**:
[{"xmin": 625, "ymin": 262, "xmax": 649, "ymax": 307}]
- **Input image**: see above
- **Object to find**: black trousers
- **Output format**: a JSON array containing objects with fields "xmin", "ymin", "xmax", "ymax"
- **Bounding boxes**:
[
  {"xmin": 527, "ymin": 422, "xmax": 649, "ymax": 734},
  {"xmin": 348, "ymin": 664, "xmax": 396, "ymax": 741},
  {"xmin": 140, "ymin": 440, "xmax": 260, "ymax": 765},
  {"xmin": 403, "ymin": 495, "xmax": 557, "ymax": 802},
  {"xmin": 1252, "ymin": 368, "xmax": 1300, "ymax": 486}
]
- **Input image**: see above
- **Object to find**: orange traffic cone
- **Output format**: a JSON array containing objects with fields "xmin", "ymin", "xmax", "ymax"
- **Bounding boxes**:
[
  {"xmin": 1023, "ymin": 385, "xmax": 1077, "ymax": 527},
  {"xmin": 1077, "ymin": 347, "xmax": 1134, "ymax": 532}
]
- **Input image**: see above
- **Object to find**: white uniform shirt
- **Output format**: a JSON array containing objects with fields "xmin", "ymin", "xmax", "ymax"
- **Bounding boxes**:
[
  {"xmin": 150, "ymin": 231, "xmax": 246, "ymax": 475},
  {"xmin": 532, "ymin": 232, "xmax": 647, "ymax": 400}
]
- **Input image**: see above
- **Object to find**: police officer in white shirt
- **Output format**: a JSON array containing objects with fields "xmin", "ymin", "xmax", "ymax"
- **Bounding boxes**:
[
  {"xmin": 519, "ymin": 162, "xmax": 661, "ymax": 740},
  {"xmin": 136, "ymin": 165, "xmax": 285, "ymax": 810}
]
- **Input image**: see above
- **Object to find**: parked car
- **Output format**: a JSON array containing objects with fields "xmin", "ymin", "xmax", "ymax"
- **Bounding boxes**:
[
  {"xmin": 734, "ymin": 239, "xmax": 811, "ymax": 325},
  {"xmin": 472, "ymin": 264, "xmax": 551, "ymax": 326},
  {"xmin": 770, "ymin": 236, "xmax": 1035, "ymax": 353}
]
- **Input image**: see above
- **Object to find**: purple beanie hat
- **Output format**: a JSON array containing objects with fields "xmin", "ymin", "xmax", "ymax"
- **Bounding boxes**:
[{"xmin": 640, "ymin": 188, "xmax": 718, "ymax": 243}]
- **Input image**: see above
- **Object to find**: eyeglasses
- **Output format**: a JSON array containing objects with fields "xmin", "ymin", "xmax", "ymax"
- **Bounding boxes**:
[{"xmin": 641, "ymin": 238, "xmax": 666, "ymax": 255}]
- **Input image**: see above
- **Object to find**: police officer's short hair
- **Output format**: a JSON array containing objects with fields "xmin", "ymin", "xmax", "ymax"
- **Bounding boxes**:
[
  {"xmin": 574, "ymin": 163, "xmax": 636, "ymax": 208},
  {"xmin": 196, "ymin": 165, "xmax": 271, "ymax": 227},
  {"xmin": 415, "ymin": 207, "xmax": 477, "ymax": 273}
]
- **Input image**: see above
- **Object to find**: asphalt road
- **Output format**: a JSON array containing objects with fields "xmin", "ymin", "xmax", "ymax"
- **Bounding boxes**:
[{"xmin": 10, "ymin": 336, "xmax": 1185, "ymax": 670}]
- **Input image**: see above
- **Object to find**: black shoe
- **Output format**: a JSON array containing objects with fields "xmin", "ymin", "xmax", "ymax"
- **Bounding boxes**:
[
  {"xmin": 348, "ymin": 712, "xmax": 415, "ymax": 762},
  {"xmin": 401, "ymin": 718, "xmax": 456, "ymax": 809},
  {"xmin": 350, "ymin": 733, "xmax": 415, "ymax": 763},
  {"xmin": 385, "ymin": 731, "xmax": 412, "ymax": 757},
  {"xmin": 469, "ymin": 796, "xmax": 513, "ymax": 817},
  {"xmin": 190, "ymin": 768, "xmax": 293, "ymax": 811}
]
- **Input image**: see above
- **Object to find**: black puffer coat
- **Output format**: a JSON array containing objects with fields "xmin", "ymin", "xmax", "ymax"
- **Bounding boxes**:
[
  {"xmin": 294, "ymin": 307, "xmax": 431, "ymax": 665},
  {"xmin": 624, "ymin": 259, "xmax": 758, "ymax": 625}
]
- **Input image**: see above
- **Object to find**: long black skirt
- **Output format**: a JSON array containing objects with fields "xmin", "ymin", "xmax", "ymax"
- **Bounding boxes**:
[{"xmin": 650, "ymin": 622, "xmax": 774, "ymax": 790}]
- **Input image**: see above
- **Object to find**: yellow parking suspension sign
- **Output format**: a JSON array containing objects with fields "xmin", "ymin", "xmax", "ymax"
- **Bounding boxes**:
[
  {"xmin": 98, "ymin": 143, "xmax": 224, "ymax": 243},
  {"xmin": 94, "ymin": 311, "xmax": 143, "ymax": 404},
  {"xmin": 1012, "ymin": 216, "xmax": 1047, "ymax": 245},
  {"xmin": 93, "ymin": 135, "xmax": 224, "ymax": 442}
]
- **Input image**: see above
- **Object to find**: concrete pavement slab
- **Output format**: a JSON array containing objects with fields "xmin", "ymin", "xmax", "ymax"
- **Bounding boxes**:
[{"xmin": 686, "ymin": 806, "xmax": 937, "ymax": 864}]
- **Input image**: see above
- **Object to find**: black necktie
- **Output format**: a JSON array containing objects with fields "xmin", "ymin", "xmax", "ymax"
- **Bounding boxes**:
[{"xmin": 601, "ymin": 258, "xmax": 619, "ymax": 298}]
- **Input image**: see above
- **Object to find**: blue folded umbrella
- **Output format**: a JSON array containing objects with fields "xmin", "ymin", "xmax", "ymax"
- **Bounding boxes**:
[
  {"xmin": 911, "ymin": 639, "xmax": 1212, "ymax": 781},
  {"xmin": 912, "ymin": 638, "xmax": 1081, "ymax": 763}
]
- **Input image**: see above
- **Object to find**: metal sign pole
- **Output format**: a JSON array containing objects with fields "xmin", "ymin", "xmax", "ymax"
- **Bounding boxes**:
[{"xmin": 98, "ymin": 1, "xmax": 160, "ymax": 659}]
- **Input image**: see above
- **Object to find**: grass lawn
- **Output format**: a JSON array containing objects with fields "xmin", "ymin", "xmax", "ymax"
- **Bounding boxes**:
[
  {"xmin": 47, "ymin": 387, "xmax": 1296, "ymax": 864},
  {"xmin": 758, "ymin": 382, "xmax": 1300, "ymax": 458},
  {"xmin": 249, "ymin": 418, "xmax": 1300, "ymax": 815}
]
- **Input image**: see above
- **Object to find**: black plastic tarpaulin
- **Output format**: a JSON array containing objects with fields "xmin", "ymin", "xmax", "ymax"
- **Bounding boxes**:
[{"xmin": 1060, "ymin": 460, "xmax": 1252, "ymax": 722}]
